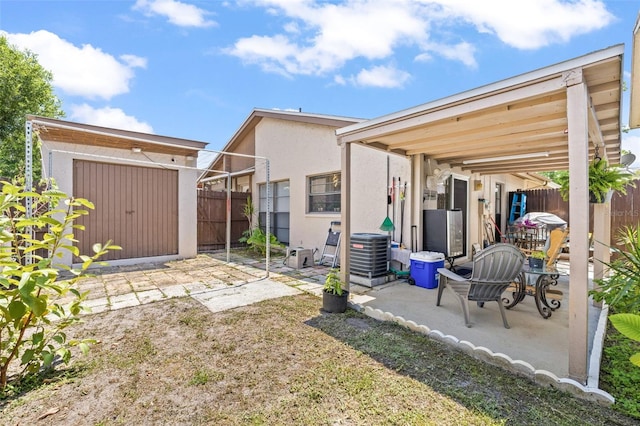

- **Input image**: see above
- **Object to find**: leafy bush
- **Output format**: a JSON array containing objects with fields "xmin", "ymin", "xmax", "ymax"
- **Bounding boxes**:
[
  {"xmin": 610, "ymin": 314, "xmax": 640, "ymax": 368},
  {"xmin": 0, "ymin": 180, "xmax": 119, "ymax": 392},
  {"xmin": 244, "ymin": 227, "xmax": 284, "ymax": 255},
  {"xmin": 591, "ymin": 224, "xmax": 640, "ymax": 313},
  {"xmin": 238, "ymin": 196, "xmax": 254, "ymax": 245},
  {"xmin": 600, "ymin": 322, "xmax": 640, "ymax": 419},
  {"xmin": 237, "ymin": 196, "xmax": 284, "ymax": 255}
]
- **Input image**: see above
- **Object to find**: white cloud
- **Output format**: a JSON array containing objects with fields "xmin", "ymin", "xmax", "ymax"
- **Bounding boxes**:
[
  {"xmin": 436, "ymin": 0, "xmax": 614, "ymax": 49},
  {"xmin": 350, "ymin": 65, "xmax": 411, "ymax": 89},
  {"xmin": 133, "ymin": 0, "xmax": 216, "ymax": 28},
  {"xmin": 4, "ymin": 30, "xmax": 145, "ymax": 100},
  {"xmin": 425, "ymin": 41, "xmax": 477, "ymax": 69},
  {"xmin": 333, "ymin": 75, "xmax": 347, "ymax": 86},
  {"xmin": 69, "ymin": 104, "xmax": 154, "ymax": 134},
  {"xmin": 121, "ymin": 54, "xmax": 148, "ymax": 69},
  {"xmin": 227, "ymin": 0, "xmax": 431, "ymax": 76},
  {"xmin": 227, "ymin": 0, "xmax": 614, "ymax": 82}
]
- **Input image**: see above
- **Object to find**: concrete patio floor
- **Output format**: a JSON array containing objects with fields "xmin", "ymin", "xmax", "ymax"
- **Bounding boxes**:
[{"xmin": 75, "ymin": 251, "xmax": 611, "ymax": 404}]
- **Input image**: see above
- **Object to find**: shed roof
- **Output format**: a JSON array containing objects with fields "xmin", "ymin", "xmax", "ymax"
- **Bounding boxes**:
[{"xmin": 28, "ymin": 115, "xmax": 208, "ymax": 157}]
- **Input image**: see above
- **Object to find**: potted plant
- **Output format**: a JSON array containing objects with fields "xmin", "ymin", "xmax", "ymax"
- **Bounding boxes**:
[
  {"xmin": 557, "ymin": 158, "xmax": 636, "ymax": 203},
  {"xmin": 528, "ymin": 250, "xmax": 545, "ymax": 269},
  {"xmin": 322, "ymin": 268, "xmax": 349, "ymax": 313}
]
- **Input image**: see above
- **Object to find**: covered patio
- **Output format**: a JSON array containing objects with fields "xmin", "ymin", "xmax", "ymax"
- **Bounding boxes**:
[
  {"xmin": 346, "ymin": 262, "xmax": 606, "ymax": 401},
  {"xmin": 336, "ymin": 45, "xmax": 624, "ymax": 395}
]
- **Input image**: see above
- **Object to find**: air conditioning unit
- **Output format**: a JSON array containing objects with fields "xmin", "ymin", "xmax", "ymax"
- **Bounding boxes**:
[{"xmin": 349, "ymin": 233, "xmax": 389, "ymax": 278}]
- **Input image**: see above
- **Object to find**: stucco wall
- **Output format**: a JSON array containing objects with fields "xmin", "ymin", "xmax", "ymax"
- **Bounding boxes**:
[
  {"xmin": 253, "ymin": 117, "xmax": 411, "ymax": 260},
  {"xmin": 40, "ymin": 141, "xmax": 198, "ymax": 267},
  {"xmin": 250, "ymin": 116, "xmax": 531, "ymax": 266},
  {"xmin": 226, "ymin": 129, "xmax": 255, "ymax": 173},
  {"xmin": 466, "ymin": 173, "xmax": 540, "ymax": 247}
]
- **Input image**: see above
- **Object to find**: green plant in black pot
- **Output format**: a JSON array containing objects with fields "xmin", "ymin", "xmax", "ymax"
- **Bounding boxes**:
[
  {"xmin": 557, "ymin": 156, "xmax": 636, "ymax": 203},
  {"xmin": 322, "ymin": 269, "xmax": 349, "ymax": 313},
  {"xmin": 528, "ymin": 250, "xmax": 545, "ymax": 269}
]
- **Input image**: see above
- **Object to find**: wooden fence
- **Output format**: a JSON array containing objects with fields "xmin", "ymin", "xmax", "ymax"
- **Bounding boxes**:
[
  {"xmin": 197, "ymin": 190, "xmax": 250, "ymax": 251},
  {"xmin": 513, "ymin": 183, "xmax": 640, "ymax": 248}
]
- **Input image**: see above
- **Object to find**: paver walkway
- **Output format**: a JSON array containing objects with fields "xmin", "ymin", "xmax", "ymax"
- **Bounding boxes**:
[{"xmin": 74, "ymin": 253, "xmax": 331, "ymax": 315}]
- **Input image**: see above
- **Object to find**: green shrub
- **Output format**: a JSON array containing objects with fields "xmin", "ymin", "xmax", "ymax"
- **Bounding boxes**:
[
  {"xmin": 244, "ymin": 227, "xmax": 284, "ymax": 255},
  {"xmin": 237, "ymin": 196, "xmax": 284, "ymax": 255},
  {"xmin": 0, "ymin": 180, "xmax": 119, "ymax": 392},
  {"xmin": 591, "ymin": 224, "xmax": 640, "ymax": 313},
  {"xmin": 610, "ymin": 314, "xmax": 640, "ymax": 367},
  {"xmin": 600, "ymin": 322, "xmax": 640, "ymax": 419},
  {"xmin": 238, "ymin": 196, "xmax": 254, "ymax": 245}
]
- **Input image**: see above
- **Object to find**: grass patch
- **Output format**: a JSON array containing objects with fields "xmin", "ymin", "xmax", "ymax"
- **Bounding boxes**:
[
  {"xmin": 2, "ymin": 294, "xmax": 638, "ymax": 425},
  {"xmin": 599, "ymin": 321, "xmax": 640, "ymax": 420},
  {"xmin": 188, "ymin": 369, "xmax": 224, "ymax": 386}
]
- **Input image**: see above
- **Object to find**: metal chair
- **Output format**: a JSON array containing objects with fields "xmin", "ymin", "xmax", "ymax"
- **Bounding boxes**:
[{"xmin": 436, "ymin": 243, "xmax": 525, "ymax": 328}]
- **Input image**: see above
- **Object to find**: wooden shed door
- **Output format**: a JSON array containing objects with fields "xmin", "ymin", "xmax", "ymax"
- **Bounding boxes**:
[{"xmin": 73, "ymin": 160, "xmax": 179, "ymax": 261}]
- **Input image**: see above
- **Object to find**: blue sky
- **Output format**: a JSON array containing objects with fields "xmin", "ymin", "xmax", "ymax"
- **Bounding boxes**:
[{"xmin": 1, "ymin": 0, "xmax": 640, "ymax": 169}]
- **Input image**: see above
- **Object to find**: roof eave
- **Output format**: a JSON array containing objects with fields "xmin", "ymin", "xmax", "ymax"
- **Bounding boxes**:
[{"xmin": 337, "ymin": 44, "xmax": 625, "ymax": 137}]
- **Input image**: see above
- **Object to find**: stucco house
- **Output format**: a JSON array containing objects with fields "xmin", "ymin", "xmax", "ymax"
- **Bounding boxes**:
[
  {"xmin": 200, "ymin": 108, "xmax": 545, "ymax": 267},
  {"xmin": 199, "ymin": 44, "xmax": 626, "ymax": 385},
  {"xmin": 29, "ymin": 115, "xmax": 207, "ymax": 267}
]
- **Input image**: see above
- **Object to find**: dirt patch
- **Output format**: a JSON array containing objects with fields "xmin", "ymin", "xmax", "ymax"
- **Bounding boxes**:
[{"xmin": 1, "ymin": 293, "xmax": 637, "ymax": 425}]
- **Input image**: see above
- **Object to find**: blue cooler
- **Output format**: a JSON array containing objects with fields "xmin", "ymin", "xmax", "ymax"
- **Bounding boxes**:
[{"xmin": 410, "ymin": 251, "xmax": 445, "ymax": 289}]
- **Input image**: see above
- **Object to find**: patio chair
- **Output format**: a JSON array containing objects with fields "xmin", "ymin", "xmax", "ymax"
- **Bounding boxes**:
[
  {"xmin": 436, "ymin": 243, "xmax": 525, "ymax": 329},
  {"xmin": 545, "ymin": 227, "xmax": 569, "ymax": 267}
]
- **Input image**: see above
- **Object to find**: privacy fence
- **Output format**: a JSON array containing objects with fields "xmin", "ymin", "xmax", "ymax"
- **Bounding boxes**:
[
  {"xmin": 513, "ymin": 183, "xmax": 640, "ymax": 248},
  {"xmin": 197, "ymin": 189, "xmax": 250, "ymax": 252}
]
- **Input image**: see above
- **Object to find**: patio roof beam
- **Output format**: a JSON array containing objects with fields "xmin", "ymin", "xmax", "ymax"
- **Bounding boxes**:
[
  {"xmin": 436, "ymin": 142, "xmax": 568, "ymax": 161},
  {"xmin": 353, "ymin": 141, "xmax": 407, "ymax": 157},
  {"xmin": 588, "ymin": 98, "xmax": 605, "ymax": 152},
  {"xmin": 406, "ymin": 127, "xmax": 569, "ymax": 156},
  {"xmin": 466, "ymin": 161, "xmax": 572, "ymax": 174},
  {"xmin": 389, "ymin": 111, "xmax": 568, "ymax": 151},
  {"xmin": 371, "ymin": 94, "xmax": 567, "ymax": 148},
  {"xmin": 338, "ymin": 76, "xmax": 566, "ymax": 144}
]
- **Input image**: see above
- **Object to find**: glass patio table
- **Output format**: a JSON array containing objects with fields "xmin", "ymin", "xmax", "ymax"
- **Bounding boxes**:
[{"xmin": 502, "ymin": 264, "xmax": 568, "ymax": 319}]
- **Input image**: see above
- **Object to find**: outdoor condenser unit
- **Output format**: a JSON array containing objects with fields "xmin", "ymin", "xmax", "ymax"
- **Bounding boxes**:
[{"xmin": 349, "ymin": 233, "xmax": 389, "ymax": 278}]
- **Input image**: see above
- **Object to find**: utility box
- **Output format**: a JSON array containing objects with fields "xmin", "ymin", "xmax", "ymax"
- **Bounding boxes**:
[
  {"xmin": 286, "ymin": 247, "xmax": 313, "ymax": 269},
  {"xmin": 410, "ymin": 251, "xmax": 445, "ymax": 289}
]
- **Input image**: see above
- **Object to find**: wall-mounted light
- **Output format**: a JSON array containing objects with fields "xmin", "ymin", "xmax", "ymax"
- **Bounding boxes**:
[
  {"xmin": 131, "ymin": 147, "xmax": 142, "ymax": 153},
  {"xmin": 462, "ymin": 151, "xmax": 549, "ymax": 165},
  {"xmin": 186, "ymin": 155, "xmax": 195, "ymax": 161}
]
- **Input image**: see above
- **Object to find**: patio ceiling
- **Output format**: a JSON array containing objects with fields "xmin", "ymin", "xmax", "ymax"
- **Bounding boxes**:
[{"xmin": 336, "ymin": 45, "xmax": 624, "ymax": 175}]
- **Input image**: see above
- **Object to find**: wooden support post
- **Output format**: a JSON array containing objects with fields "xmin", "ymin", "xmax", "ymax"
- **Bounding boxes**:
[
  {"xmin": 340, "ymin": 141, "xmax": 351, "ymax": 289},
  {"xmin": 565, "ymin": 68, "xmax": 590, "ymax": 384}
]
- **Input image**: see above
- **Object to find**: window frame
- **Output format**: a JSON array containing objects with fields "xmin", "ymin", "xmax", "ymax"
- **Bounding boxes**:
[
  {"xmin": 308, "ymin": 172, "xmax": 341, "ymax": 214},
  {"xmin": 258, "ymin": 180, "xmax": 290, "ymax": 245}
]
